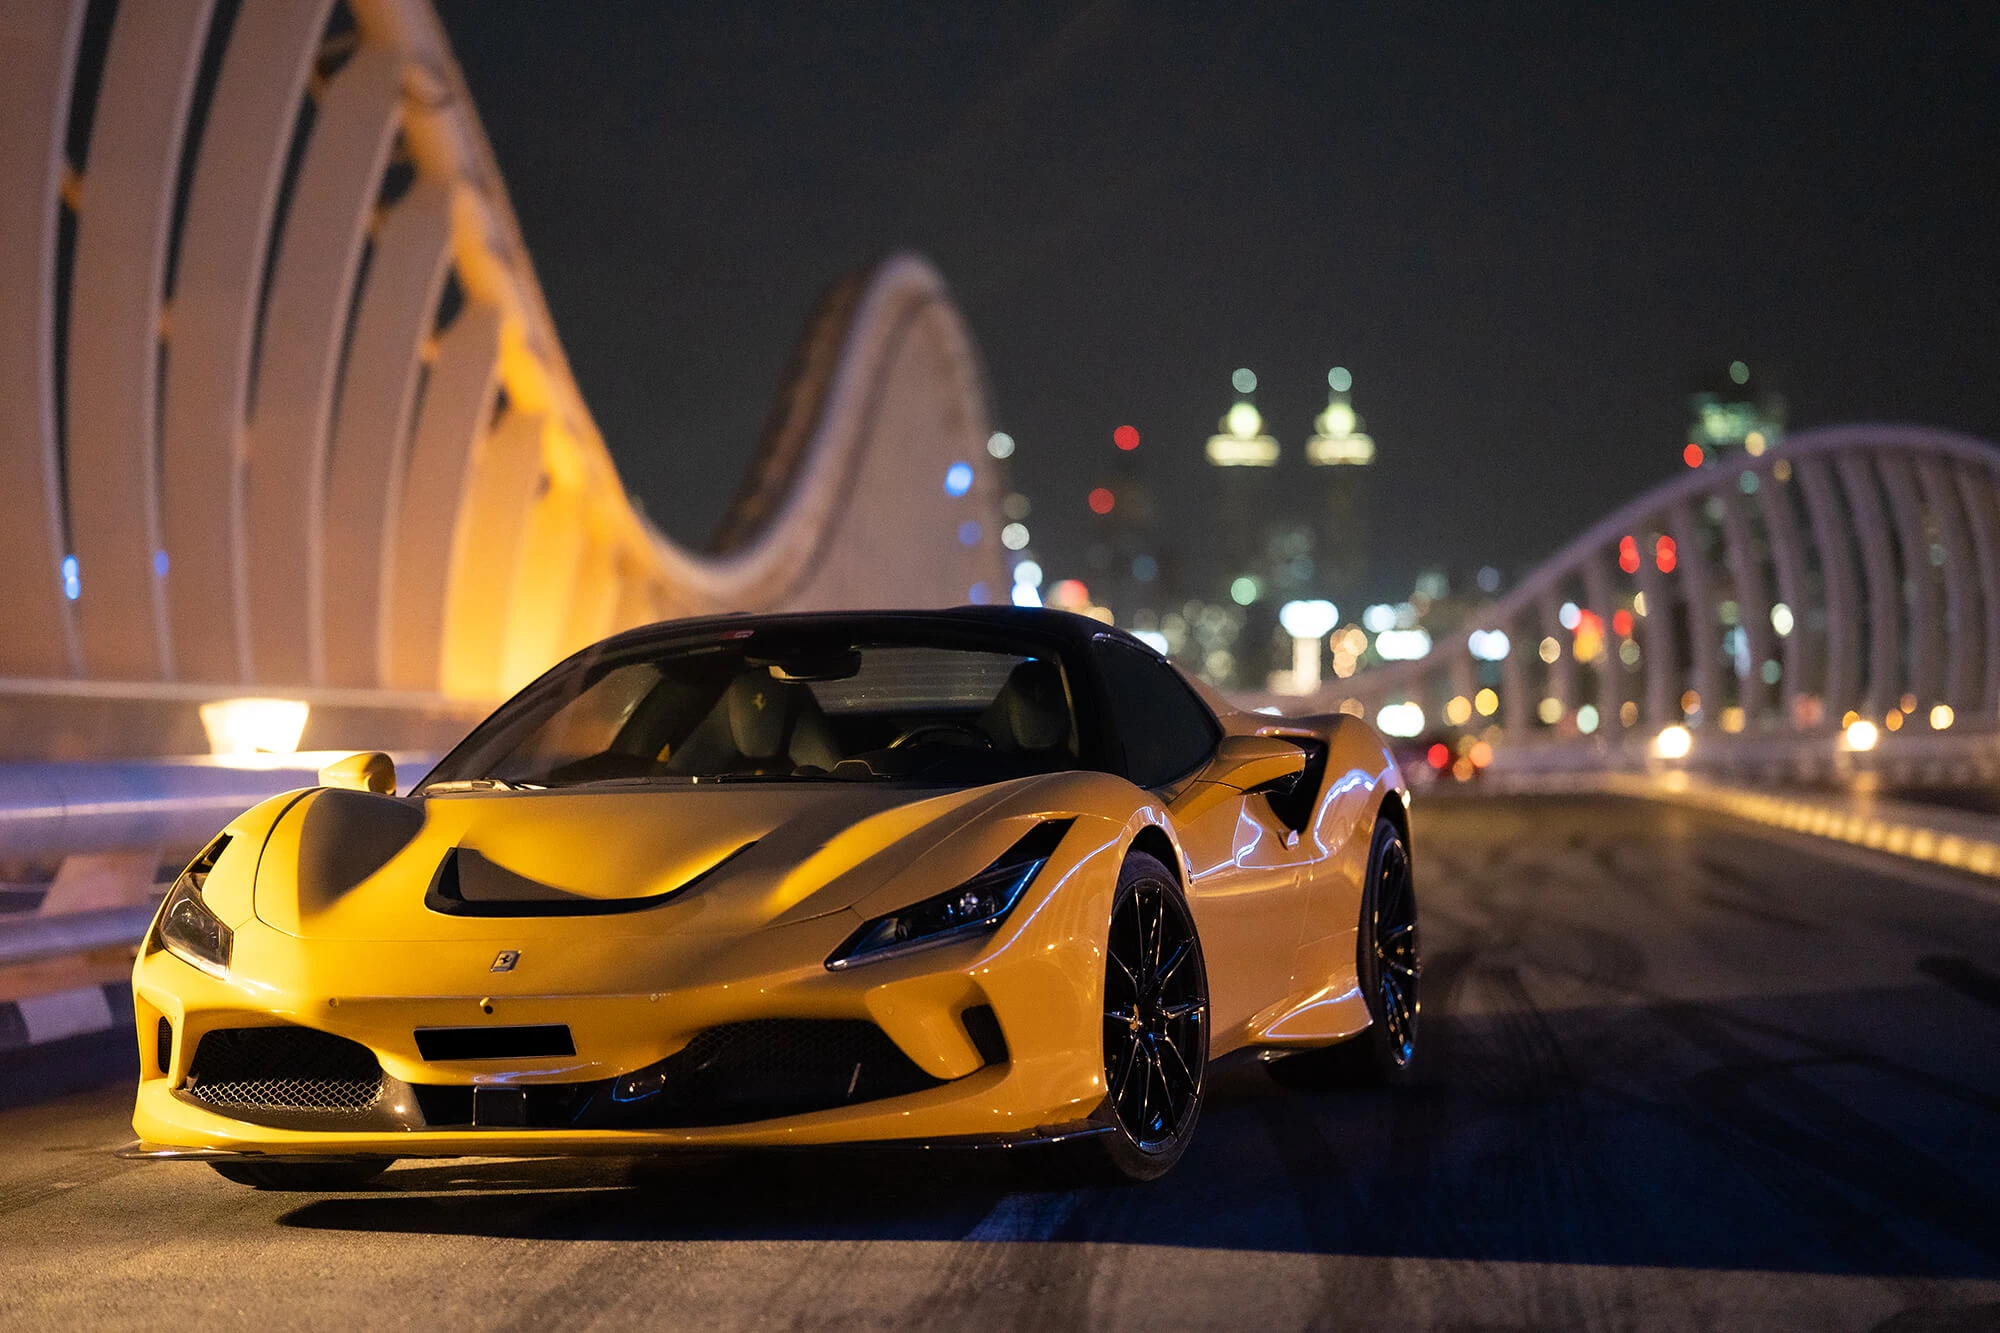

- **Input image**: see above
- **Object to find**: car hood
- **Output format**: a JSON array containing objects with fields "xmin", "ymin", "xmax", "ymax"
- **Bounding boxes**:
[{"xmin": 251, "ymin": 778, "xmax": 1057, "ymax": 942}]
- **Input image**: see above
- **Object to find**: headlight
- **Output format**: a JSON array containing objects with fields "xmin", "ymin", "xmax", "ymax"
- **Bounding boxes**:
[
  {"xmin": 826, "ymin": 820, "xmax": 1072, "ymax": 970},
  {"xmin": 154, "ymin": 835, "xmax": 233, "ymax": 978}
]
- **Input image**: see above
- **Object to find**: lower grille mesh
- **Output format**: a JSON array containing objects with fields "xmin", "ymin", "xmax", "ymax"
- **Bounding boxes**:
[
  {"xmin": 636, "ymin": 1018, "xmax": 943, "ymax": 1127},
  {"xmin": 185, "ymin": 1026, "xmax": 385, "ymax": 1114}
]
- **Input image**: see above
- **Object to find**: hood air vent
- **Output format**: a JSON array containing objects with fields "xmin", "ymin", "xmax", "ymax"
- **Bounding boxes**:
[{"xmin": 424, "ymin": 842, "xmax": 757, "ymax": 917}]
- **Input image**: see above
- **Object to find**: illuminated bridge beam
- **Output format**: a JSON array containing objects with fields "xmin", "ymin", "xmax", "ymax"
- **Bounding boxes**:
[
  {"xmin": 0, "ymin": 0, "xmax": 1004, "ymax": 715},
  {"xmin": 1335, "ymin": 425, "xmax": 2000, "ymax": 752}
]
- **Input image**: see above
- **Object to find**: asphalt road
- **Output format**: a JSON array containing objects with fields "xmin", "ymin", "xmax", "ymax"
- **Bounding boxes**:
[{"xmin": 4, "ymin": 795, "xmax": 1998, "ymax": 1331}]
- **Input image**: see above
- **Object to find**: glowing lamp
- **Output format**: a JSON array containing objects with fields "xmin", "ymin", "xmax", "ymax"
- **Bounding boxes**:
[
  {"xmin": 199, "ymin": 698, "xmax": 310, "ymax": 757},
  {"xmin": 1375, "ymin": 702, "xmax": 1425, "ymax": 738},
  {"xmin": 1278, "ymin": 599, "xmax": 1339, "ymax": 640}
]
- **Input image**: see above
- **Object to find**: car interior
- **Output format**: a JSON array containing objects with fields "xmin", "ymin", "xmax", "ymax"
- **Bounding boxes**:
[{"xmin": 479, "ymin": 645, "xmax": 1082, "ymax": 788}]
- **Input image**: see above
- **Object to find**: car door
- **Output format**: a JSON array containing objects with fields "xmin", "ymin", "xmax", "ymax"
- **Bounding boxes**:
[{"xmin": 1089, "ymin": 636, "xmax": 1311, "ymax": 1043}]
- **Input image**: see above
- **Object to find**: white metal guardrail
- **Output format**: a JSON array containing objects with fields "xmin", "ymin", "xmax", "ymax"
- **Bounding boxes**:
[{"xmin": 0, "ymin": 753, "xmax": 435, "ymax": 969}]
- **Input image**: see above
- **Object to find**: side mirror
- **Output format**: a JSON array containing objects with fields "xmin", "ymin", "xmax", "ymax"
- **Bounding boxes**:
[
  {"xmin": 1203, "ymin": 735, "xmax": 1306, "ymax": 792},
  {"xmin": 319, "ymin": 751, "xmax": 396, "ymax": 795}
]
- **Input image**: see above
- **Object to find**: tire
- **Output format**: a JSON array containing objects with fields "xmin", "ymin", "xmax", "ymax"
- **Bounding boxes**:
[
  {"xmin": 1267, "ymin": 816, "xmax": 1422, "ymax": 1089},
  {"xmin": 208, "ymin": 1158, "xmax": 393, "ymax": 1191},
  {"xmin": 1084, "ymin": 850, "xmax": 1210, "ymax": 1183}
]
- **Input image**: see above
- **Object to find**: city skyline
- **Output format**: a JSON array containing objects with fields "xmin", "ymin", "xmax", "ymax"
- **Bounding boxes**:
[{"xmin": 443, "ymin": 2, "xmax": 2000, "ymax": 606}]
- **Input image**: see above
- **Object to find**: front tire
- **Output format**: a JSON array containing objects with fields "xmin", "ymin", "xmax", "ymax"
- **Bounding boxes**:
[
  {"xmin": 209, "ymin": 1158, "xmax": 393, "ymax": 1191},
  {"xmin": 1268, "ymin": 815, "xmax": 1422, "ymax": 1089},
  {"xmin": 1086, "ymin": 850, "xmax": 1210, "ymax": 1183}
]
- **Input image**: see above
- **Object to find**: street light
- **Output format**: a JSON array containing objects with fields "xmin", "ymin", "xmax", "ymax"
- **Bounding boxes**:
[{"xmin": 1278, "ymin": 599, "xmax": 1339, "ymax": 695}]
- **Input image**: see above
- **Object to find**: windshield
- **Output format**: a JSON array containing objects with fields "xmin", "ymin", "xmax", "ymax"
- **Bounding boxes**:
[{"xmin": 419, "ymin": 630, "xmax": 1080, "ymax": 791}]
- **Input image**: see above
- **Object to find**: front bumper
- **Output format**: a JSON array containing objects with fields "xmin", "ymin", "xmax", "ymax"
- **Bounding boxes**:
[{"xmin": 131, "ymin": 863, "xmax": 1113, "ymax": 1158}]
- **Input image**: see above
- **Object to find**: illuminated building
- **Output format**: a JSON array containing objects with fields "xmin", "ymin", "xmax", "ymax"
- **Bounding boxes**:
[
  {"xmin": 1203, "ymin": 370, "xmax": 1280, "ymax": 685},
  {"xmin": 1205, "ymin": 369, "xmax": 1279, "ymax": 591},
  {"xmin": 1685, "ymin": 360, "xmax": 1786, "ymax": 466},
  {"xmin": 1093, "ymin": 425, "xmax": 1157, "ymax": 625},
  {"xmin": 1305, "ymin": 367, "xmax": 1375, "ymax": 610}
]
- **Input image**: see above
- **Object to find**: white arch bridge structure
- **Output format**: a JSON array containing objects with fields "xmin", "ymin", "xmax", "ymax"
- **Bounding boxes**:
[
  {"xmin": 1334, "ymin": 425, "xmax": 2000, "ymax": 781},
  {"xmin": 0, "ymin": 0, "xmax": 1001, "ymax": 752}
]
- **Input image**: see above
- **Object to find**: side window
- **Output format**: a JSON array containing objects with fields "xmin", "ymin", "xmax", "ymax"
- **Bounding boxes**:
[{"xmin": 1090, "ymin": 636, "xmax": 1219, "ymax": 787}]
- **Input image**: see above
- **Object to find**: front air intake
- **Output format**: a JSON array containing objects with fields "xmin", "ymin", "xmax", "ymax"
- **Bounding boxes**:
[
  {"xmin": 610, "ymin": 1018, "xmax": 944, "ymax": 1127},
  {"xmin": 184, "ymin": 1025, "xmax": 385, "ymax": 1117}
]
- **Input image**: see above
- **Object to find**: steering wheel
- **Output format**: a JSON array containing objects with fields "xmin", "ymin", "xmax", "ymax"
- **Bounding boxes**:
[{"xmin": 887, "ymin": 721, "xmax": 994, "ymax": 750}]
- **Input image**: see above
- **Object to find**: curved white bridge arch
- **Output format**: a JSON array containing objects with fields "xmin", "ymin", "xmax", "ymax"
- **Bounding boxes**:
[
  {"xmin": 0, "ymin": 0, "xmax": 1003, "ymax": 710},
  {"xmin": 1334, "ymin": 424, "xmax": 2000, "ymax": 756}
]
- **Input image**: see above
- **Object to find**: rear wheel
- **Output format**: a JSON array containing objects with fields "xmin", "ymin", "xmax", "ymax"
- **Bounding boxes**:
[
  {"xmin": 1086, "ymin": 851, "xmax": 1209, "ymax": 1183},
  {"xmin": 1267, "ymin": 816, "xmax": 1422, "ymax": 1089},
  {"xmin": 208, "ymin": 1159, "xmax": 393, "ymax": 1191}
]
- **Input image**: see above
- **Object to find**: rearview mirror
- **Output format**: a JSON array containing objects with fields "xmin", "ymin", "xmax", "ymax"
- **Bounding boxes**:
[
  {"xmin": 1203, "ymin": 735, "xmax": 1306, "ymax": 792},
  {"xmin": 319, "ymin": 751, "xmax": 396, "ymax": 795}
]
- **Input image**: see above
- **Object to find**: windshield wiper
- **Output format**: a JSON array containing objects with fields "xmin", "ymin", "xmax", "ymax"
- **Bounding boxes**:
[
  {"xmin": 422, "ymin": 778, "xmax": 538, "ymax": 794},
  {"xmin": 693, "ymin": 770, "xmax": 890, "ymax": 783},
  {"xmin": 543, "ymin": 775, "xmax": 693, "ymax": 790}
]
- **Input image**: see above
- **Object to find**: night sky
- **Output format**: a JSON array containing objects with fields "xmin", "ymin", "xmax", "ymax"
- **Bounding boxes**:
[{"xmin": 438, "ymin": 2, "xmax": 2000, "ymax": 607}]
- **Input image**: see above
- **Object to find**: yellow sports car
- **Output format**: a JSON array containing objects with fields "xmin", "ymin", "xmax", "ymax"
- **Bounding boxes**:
[{"xmin": 125, "ymin": 609, "xmax": 1418, "ymax": 1188}]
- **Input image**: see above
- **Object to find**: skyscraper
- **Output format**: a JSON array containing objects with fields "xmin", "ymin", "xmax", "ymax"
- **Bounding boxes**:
[
  {"xmin": 1203, "ymin": 370, "xmax": 1281, "ymax": 686},
  {"xmin": 1686, "ymin": 360, "xmax": 1785, "ymax": 465},
  {"xmin": 1305, "ymin": 367, "xmax": 1376, "ymax": 612},
  {"xmin": 1205, "ymin": 370, "xmax": 1281, "ymax": 594}
]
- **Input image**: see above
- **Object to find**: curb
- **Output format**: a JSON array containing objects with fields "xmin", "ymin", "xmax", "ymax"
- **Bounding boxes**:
[
  {"xmin": 1488, "ymin": 770, "xmax": 2000, "ymax": 881},
  {"xmin": 0, "ymin": 980, "xmax": 133, "ymax": 1052}
]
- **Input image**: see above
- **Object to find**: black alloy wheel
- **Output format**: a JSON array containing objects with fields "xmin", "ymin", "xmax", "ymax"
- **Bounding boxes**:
[
  {"xmin": 1268, "ymin": 816, "xmax": 1422, "ymax": 1089},
  {"xmin": 1365, "ymin": 819, "xmax": 1421, "ymax": 1072},
  {"xmin": 1090, "ymin": 851, "xmax": 1209, "ymax": 1182}
]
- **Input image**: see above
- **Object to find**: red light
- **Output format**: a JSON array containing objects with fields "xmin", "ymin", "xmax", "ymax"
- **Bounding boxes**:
[
  {"xmin": 1656, "ymin": 535, "xmax": 1677, "ymax": 573},
  {"xmin": 1612, "ymin": 608, "xmax": 1634, "ymax": 637},
  {"xmin": 1683, "ymin": 443, "xmax": 1704, "ymax": 468},
  {"xmin": 1618, "ymin": 534, "xmax": 1640, "ymax": 574},
  {"xmin": 1427, "ymin": 742, "xmax": 1450, "ymax": 769},
  {"xmin": 1049, "ymin": 579, "xmax": 1091, "ymax": 609},
  {"xmin": 1113, "ymin": 424, "xmax": 1140, "ymax": 451},
  {"xmin": 1088, "ymin": 487, "xmax": 1116, "ymax": 515}
]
